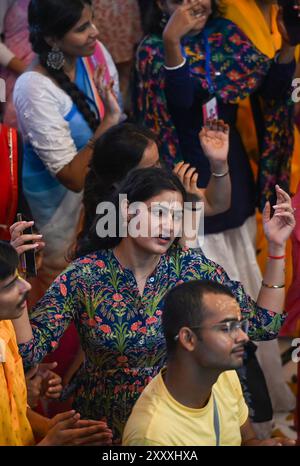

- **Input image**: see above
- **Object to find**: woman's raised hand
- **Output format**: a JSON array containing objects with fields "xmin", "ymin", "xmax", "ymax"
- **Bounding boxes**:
[
  {"xmin": 10, "ymin": 221, "xmax": 45, "ymax": 256},
  {"xmin": 163, "ymin": 0, "xmax": 210, "ymax": 43},
  {"xmin": 263, "ymin": 185, "xmax": 296, "ymax": 248},
  {"xmin": 94, "ymin": 64, "xmax": 121, "ymax": 125},
  {"xmin": 199, "ymin": 119, "xmax": 229, "ymax": 172},
  {"xmin": 173, "ymin": 162, "xmax": 200, "ymax": 199}
]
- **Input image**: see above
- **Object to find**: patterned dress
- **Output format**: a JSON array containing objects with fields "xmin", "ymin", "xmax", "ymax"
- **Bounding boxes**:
[
  {"xmin": 93, "ymin": 0, "xmax": 142, "ymax": 63},
  {"xmin": 135, "ymin": 17, "xmax": 295, "ymax": 211},
  {"xmin": 19, "ymin": 245, "xmax": 284, "ymax": 441}
]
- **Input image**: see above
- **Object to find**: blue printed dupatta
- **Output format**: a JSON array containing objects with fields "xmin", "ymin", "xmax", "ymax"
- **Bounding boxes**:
[{"xmin": 135, "ymin": 17, "xmax": 294, "ymax": 211}]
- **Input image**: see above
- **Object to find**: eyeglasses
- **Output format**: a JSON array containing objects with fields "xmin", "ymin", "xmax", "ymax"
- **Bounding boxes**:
[{"xmin": 174, "ymin": 319, "xmax": 249, "ymax": 341}]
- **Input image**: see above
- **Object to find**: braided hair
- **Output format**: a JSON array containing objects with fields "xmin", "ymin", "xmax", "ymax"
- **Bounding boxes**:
[{"xmin": 28, "ymin": 0, "xmax": 99, "ymax": 132}]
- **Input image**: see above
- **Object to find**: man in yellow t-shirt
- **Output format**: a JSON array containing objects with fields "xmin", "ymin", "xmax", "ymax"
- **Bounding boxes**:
[
  {"xmin": 0, "ymin": 241, "xmax": 35, "ymax": 446},
  {"xmin": 123, "ymin": 280, "xmax": 295, "ymax": 447},
  {"xmin": 0, "ymin": 240, "xmax": 113, "ymax": 446}
]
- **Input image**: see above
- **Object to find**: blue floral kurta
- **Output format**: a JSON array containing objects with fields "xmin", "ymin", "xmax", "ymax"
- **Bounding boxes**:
[{"xmin": 19, "ymin": 245, "xmax": 284, "ymax": 440}]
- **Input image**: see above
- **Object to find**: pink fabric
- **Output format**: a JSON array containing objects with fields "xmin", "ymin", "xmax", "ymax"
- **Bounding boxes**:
[
  {"xmin": 280, "ymin": 184, "xmax": 300, "ymax": 337},
  {"xmin": 1, "ymin": 0, "xmax": 34, "ymax": 127},
  {"xmin": 83, "ymin": 41, "xmax": 111, "ymax": 120},
  {"xmin": 93, "ymin": 0, "xmax": 142, "ymax": 63}
]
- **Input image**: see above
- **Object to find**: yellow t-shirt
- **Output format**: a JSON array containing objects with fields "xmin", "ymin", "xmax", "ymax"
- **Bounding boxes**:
[
  {"xmin": 0, "ymin": 320, "xmax": 35, "ymax": 446},
  {"xmin": 123, "ymin": 369, "xmax": 248, "ymax": 446}
]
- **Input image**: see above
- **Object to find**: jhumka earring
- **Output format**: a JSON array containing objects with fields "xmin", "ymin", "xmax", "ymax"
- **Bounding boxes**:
[
  {"xmin": 46, "ymin": 44, "xmax": 65, "ymax": 70},
  {"xmin": 160, "ymin": 12, "xmax": 169, "ymax": 29}
]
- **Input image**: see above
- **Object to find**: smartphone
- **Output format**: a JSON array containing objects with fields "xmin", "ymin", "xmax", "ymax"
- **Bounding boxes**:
[
  {"xmin": 278, "ymin": 0, "xmax": 300, "ymax": 46},
  {"xmin": 16, "ymin": 213, "xmax": 37, "ymax": 278}
]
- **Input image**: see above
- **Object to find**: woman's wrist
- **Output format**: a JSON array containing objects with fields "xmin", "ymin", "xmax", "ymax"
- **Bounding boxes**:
[
  {"xmin": 277, "ymin": 43, "xmax": 295, "ymax": 64},
  {"xmin": 267, "ymin": 242, "xmax": 286, "ymax": 256},
  {"xmin": 162, "ymin": 31, "xmax": 181, "ymax": 46},
  {"xmin": 99, "ymin": 114, "xmax": 120, "ymax": 132},
  {"xmin": 209, "ymin": 161, "xmax": 229, "ymax": 175}
]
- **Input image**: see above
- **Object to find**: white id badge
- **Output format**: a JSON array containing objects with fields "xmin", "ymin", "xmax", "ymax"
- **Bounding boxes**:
[{"xmin": 202, "ymin": 97, "xmax": 218, "ymax": 124}]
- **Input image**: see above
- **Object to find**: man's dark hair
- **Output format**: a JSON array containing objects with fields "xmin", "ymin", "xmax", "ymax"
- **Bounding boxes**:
[
  {"xmin": 162, "ymin": 280, "xmax": 235, "ymax": 354},
  {"xmin": 0, "ymin": 241, "xmax": 19, "ymax": 281}
]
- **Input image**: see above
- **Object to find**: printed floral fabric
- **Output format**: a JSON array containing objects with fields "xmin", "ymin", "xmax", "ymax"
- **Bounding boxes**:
[
  {"xmin": 135, "ymin": 17, "xmax": 294, "ymax": 210},
  {"xmin": 19, "ymin": 245, "xmax": 284, "ymax": 441},
  {"xmin": 93, "ymin": 0, "xmax": 142, "ymax": 63}
]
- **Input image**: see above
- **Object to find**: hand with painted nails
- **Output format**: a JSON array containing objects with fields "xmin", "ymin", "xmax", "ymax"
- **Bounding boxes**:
[{"xmin": 10, "ymin": 220, "xmax": 45, "ymax": 256}]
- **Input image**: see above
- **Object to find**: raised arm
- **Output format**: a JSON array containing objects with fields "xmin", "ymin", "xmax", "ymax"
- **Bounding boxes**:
[
  {"xmin": 175, "ymin": 120, "xmax": 230, "ymax": 248},
  {"xmin": 259, "ymin": 8, "xmax": 296, "ymax": 100},
  {"xmin": 13, "ymin": 263, "xmax": 79, "ymax": 368},
  {"xmin": 56, "ymin": 76, "xmax": 121, "ymax": 192},
  {"xmin": 163, "ymin": 0, "xmax": 208, "ymax": 109},
  {"xmin": 174, "ymin": 119, "xmax": 230, "ymax": 217},
  {"xmin": 182, "ymin": 186, "xmax": 295, "ymax": 339},
  {"xmin": 256, "ymin": 185, "xmax": 295, "ymax": 313},
  {"xmin": 14, "ymin": 72, "xmax": 121, "ymax": 194}
]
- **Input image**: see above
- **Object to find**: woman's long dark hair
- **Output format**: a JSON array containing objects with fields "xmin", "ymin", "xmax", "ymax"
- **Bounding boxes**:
[
  {"xmin": 81, "ymin": 122, "xmax": 158, "ymax": 238},
  {"xmin": 76, "ymin": 167, "xmax": 187, "ymax": 258},
  {"xmin": 142, "ymin": 0, "xmax": 223, "ymax": 35},
  {"xmin": 28, "ymin": 0, "xmax": 99, "ymax": 132}
]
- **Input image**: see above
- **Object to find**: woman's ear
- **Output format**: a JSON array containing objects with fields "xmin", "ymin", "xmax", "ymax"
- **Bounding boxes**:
[
  {"xmin": 44, "ymin": 36, "xmax": 55, "ymax": 48},
  {"xmin": 156, "ymin": 0, "xmax": 165, "ymax": 13}
]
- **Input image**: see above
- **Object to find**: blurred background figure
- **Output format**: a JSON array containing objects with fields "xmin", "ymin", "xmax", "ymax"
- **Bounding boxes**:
[
  {"xmin": 93, "ymin": 0, "xmax": 143, "ymax": 109},
  {"xmin": 0, "ymin": 0, "xmax": 33, "ymax": 127}
]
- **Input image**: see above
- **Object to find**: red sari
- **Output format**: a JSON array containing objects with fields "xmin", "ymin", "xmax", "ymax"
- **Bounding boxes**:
[{"xmin": 0, "ymin": 124, "xmax": 19, "ymax": 241}]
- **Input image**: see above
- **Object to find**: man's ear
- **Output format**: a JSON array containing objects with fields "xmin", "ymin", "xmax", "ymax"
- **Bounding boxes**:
[{"xmin": 178, "ymin": 327, "xmax": 197, "ymax": 352}]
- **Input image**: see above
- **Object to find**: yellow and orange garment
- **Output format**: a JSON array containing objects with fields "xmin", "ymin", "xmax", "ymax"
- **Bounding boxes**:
[
  {"xmin": 0, "ymin": 320, "xmax": 34, "ymax": 446},
  {"xmin": 224, "ymin": 0, "xmax": 300, "ymax": 289}
]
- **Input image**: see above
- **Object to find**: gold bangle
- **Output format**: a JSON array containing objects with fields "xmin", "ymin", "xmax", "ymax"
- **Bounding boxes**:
[{"xmin": 262, "ymin": 281, "xmax": 285, "ymax": 289}]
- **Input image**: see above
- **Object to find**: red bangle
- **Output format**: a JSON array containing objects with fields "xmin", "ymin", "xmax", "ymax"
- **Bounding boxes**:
[{"xmin": 268, "ymin": 255, "xmax": 285, "ymax": 260}]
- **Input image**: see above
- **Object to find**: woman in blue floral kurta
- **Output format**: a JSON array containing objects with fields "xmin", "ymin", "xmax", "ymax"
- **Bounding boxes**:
[{"xmin": 18, "ymin": 168, "xmax": 295, "ymax": 441}]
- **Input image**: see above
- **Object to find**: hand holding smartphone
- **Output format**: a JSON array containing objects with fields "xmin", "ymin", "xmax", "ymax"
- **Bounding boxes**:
[{"xmin": 16, "ymin": 213, "xmax": 37, "ymax": 278}]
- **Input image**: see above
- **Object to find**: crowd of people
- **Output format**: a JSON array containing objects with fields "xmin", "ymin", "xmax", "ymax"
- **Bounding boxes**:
[{"xmin": 1, "ymin": 0, "xmax": 300, "ymax": 446}]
